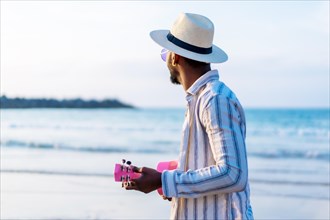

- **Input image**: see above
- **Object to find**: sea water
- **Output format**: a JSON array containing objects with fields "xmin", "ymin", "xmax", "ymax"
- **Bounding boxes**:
[{"xmin": 1, "ymin": 108, "xmax": 329, "ymax": 200}]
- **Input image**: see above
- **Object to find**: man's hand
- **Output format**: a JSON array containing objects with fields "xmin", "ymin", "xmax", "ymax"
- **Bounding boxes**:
[{"xmin": 124, "ymin": 166, "xmax": 162, "ymax": 194}]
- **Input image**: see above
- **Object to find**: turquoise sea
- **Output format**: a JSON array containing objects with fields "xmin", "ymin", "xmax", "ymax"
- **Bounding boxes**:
[{"xmin": 1, "ymin": 108, "xmax": 329, "ymax": 200}]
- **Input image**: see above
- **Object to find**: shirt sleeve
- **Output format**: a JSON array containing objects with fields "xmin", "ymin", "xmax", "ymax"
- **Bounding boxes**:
[{"xmin": 161, "ymin": 95, "xmax": 248, "ymax": 198}]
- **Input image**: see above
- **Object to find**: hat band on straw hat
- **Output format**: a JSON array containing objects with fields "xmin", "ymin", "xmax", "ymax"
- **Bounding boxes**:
[{"xmin": 167, "ymin": 32, "xmax": 212, "ymax": 55}]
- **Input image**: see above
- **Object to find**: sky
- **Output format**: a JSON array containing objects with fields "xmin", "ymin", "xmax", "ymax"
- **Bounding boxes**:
[{"xmin": 1, "ymin": 1, "xmax": 329, "ymax": 108}]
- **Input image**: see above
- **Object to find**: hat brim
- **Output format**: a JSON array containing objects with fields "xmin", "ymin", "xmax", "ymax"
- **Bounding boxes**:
[{"xmin": 150, "ymin": 30, "xmax": 228, "ymax": 63}]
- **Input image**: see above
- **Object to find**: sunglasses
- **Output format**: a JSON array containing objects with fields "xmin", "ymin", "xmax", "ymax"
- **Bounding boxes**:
[{"xmin": 160, "ymin": 48, "xmax": 168, "ymax": 62}]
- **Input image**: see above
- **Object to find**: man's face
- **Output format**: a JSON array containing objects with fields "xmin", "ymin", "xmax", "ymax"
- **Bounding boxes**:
[{"xmin": 166, "ymin": 52, "xmax": 180, "ymax": 85}]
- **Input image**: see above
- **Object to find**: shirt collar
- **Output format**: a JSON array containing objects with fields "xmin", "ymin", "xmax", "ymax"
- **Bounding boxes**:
[{"xmin": 186, "ymin": 69, "xmax": 219, "ymax": 98}]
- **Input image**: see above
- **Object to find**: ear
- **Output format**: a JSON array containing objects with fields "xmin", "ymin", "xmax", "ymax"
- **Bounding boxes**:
[{"xmin": 172, "ymin": 53, "xmax": 181, "ymax": 66}]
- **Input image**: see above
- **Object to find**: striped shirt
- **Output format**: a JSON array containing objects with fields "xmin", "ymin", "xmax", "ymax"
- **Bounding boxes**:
[{"xmin": 161, "ymin": 70, "xmax": 254, "ymax": 220}]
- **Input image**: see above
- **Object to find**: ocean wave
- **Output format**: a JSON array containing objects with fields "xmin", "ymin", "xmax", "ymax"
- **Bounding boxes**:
[
  {"xmin": 249, "ymin": 178, "xmax": 329, "ymax": 187},
  {"xmin": 250, "ymin": 168, "xmax": 318, "ymax": 174},
  {"xmin": 252, "ymin": 188, "xmax": 329, "ymax": 201},
  {"xmin": 2, "ymin": 169, "xmax": 329, "ymax": 187},
  {"xmin": 0, "ymin": 140, "xmax": 168, "ymax": 154},
  {"xmin": 0, "ymin": 169, "xmax": 112, "ymax": 177},
  {"xmin": 2, "ymin": 169, "xmax": 328, "ymax": 201},
  {"xmin": 249, "ymin": 149, "xmax": 329, "ymax": 161},
  {"xmin": 248, "ymin": 127, "xmax": 329, "ymax": 140},
  {"xmin": 1, "ymin": 139, "xmax": 329, "ymax": 161}
]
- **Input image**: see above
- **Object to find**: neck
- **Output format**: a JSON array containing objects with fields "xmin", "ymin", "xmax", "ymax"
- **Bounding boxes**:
[{"xmin": 180, "ymin": 66, "xmax": 211, "ymax": 91}]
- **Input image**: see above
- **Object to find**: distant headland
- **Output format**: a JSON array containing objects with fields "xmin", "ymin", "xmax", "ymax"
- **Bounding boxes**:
[{"xmin": 0, "ymin": 95, "xmax": 134, "ymax": 109}]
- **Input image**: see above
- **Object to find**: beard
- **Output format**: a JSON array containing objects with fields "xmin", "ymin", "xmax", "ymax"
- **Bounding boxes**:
[
  {"xmin": 170, "ymin": 75, "xmax": 180, "ymax": 85},
  {"xmin": 168, "ymin": 65, "xmax": 181, "ymax": 85}
]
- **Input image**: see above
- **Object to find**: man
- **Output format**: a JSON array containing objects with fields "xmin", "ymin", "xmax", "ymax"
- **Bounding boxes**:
[{"xmin": 125, "ymin": 12, "xmax": 254, "ymax": 220}]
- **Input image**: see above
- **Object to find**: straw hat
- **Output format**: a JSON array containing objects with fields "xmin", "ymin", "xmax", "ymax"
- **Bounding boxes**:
[{"xmin": 150, "ymin": 12, "xmax": 228, "ymax": 63}]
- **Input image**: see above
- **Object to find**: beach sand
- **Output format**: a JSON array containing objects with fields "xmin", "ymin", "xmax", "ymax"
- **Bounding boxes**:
[
  {"xmin": 1, "ymin": 147, "xmax": 329, "ymax": 219},
  {"xmin": 1, "ymin": 171, "xmax": 329, "ymax": 220}
]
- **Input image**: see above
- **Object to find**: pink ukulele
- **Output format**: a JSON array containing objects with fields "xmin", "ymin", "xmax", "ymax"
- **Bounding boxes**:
[{"xmin": 114, "ymin": 159, "xmax": 178, "ymax": 196}]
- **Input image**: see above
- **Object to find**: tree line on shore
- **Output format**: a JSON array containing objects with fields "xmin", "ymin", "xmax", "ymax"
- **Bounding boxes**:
[{"xmin": 0, "ymin": 95, "xmax": 134, "ymax": 109}]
